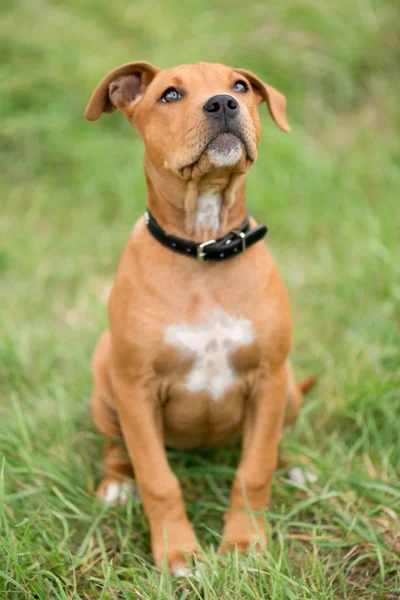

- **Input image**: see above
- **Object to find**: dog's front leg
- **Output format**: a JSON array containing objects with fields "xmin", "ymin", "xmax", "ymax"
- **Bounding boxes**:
[
  {"xmin": 220, "ymin": 365, "xmax": 287, "ymax": 553},
  {"xmin": 114, "ymin": 377, "xmax": 200, "ymax": 573}
]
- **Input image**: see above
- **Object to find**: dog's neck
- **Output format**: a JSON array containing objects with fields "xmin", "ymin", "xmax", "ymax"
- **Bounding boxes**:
[{"xmin": 144, "ymin": 156, "xmax": 248, "ymax": 243}]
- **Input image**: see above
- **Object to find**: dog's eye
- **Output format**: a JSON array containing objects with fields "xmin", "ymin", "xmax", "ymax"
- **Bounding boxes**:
[
  {"xmin": 232, "ymin": 80, "xmax": 249, "ymax": 94},
  {"xmin": 160, "ymin": 87, "xmax": 183, "ymax": 103}
]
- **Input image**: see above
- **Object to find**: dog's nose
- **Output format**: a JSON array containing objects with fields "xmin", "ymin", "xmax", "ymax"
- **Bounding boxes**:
[{"xmin": 203, "ymin": 94, "xmax": 239, "ymax": 119}]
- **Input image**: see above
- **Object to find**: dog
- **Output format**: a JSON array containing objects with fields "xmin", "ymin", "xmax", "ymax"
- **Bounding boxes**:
[{"xmin": 85, "ymin": 61, "xmax": 314, "ymax": 575}]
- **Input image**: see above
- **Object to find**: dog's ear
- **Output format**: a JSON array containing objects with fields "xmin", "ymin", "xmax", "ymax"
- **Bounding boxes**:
[
  {"xmin": 234, "ymin": 68, "xmax": 290, "ymax": 132},
  {"xmin": 85, "ymin": 61, "xmax": 159, "ymax": 121}
]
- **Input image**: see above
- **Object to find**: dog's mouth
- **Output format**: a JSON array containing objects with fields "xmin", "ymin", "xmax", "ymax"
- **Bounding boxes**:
[
  {"xmin": 205, "ymin": 129, "xmax": 254, "ymax": 164},
  {"xmin": 206, "ymin": 133, "xmax": 243, "ymax": 164},
  {"xmin": 180, "ymin": 128, "xmax": 254, "ymax": 176}
]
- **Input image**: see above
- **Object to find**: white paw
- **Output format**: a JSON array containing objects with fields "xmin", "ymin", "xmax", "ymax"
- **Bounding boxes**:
[
  {"xmin": 172, "ymin": 564, "xmax": 201, "ymax": 579},
  {"xmin": 288, "ymin": 467, "xmax": 318, "ymax": 486},
  {"xmin": 103, "ymin": 481, "xmax": 141, "ymax": 505}
]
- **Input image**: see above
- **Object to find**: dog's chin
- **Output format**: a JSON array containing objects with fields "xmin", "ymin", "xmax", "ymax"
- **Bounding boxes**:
[
  {"xmin": 176, "ymin": 133, "xmax": 252, "ymax": 180},
  {"xmin": 206, "ymin": 133, "xmax": 245, "ymax": 168}
]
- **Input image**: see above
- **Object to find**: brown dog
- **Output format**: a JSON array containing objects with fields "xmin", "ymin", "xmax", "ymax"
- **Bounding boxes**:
[{"xmin": 85, "ymin": 61, "xmax": 313, "ymax": 575}]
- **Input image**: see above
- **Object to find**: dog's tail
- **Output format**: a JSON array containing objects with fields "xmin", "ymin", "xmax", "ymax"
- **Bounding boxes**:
[{"xmin": 299, "ymin": 375, "xmax": 317, "ymax": 394}]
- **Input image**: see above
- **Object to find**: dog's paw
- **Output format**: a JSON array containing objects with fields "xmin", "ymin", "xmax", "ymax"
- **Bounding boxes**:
[
  {"xmin": 218, "ymin": 535, "xmax": 267, "ymax": 556},
  {"xmin": 169, "ymin": 552, "xmax": 203, "ymax": 578},
  {"xmin": 219, "ymin": 512, "xmax": 268, "ymax": 555},
  {"xmin": 154, "ymin": 545, "xmax": 203, "ymax": 577},
  {"xmin": 97, "ymin": 479, "xmax": 141, "ymax": 505},
  {"xmin": 171, "ymin": 562, "xmax": 201, "ymax": 579},
  {"xmin": 288, "ymin": 467, "xmax": 318, "ymax": 485}
]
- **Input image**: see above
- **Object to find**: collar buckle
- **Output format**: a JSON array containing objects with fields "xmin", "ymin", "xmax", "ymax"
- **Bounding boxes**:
[
  {"xmin": 197, "ymin": 239, "xmax": 216, "ymax": 262},
  {"xmin": 232, "ymin": 229, "xmax": 247, "ymax": 253}
]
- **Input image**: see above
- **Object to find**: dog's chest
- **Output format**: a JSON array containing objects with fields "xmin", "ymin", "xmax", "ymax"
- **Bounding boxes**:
[{"xmin": 164, "ymin": 308, "xmax": 254, "ymax": 401}]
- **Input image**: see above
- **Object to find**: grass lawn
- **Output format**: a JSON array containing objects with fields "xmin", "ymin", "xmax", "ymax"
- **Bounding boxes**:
[{"xmin": 1, "ymin": 0, "xmax": 399, "ymax": 597}]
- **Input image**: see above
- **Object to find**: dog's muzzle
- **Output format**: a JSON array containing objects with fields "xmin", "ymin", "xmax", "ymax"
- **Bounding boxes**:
[
  {"xmin": 201, "ymin": 94, "xmax": 253, "ymax": 162},
  {"xmin": 203, "ymin": 94, "xmax": 240, "ymax": 122}
]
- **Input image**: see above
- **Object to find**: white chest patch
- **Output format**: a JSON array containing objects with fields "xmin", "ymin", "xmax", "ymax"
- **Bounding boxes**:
[
  {"xmin": 164, "ymin": 308, "xmax": 254, "ymax": 401},
  {"xmin": 195, "ymin": 193, "xmax": 221, "ymax": 232}
]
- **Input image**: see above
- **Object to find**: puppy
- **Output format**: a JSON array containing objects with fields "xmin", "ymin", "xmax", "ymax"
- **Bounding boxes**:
[{"xmin": 85, "ymin": 61, "xmax": 313, "ymax": 574}]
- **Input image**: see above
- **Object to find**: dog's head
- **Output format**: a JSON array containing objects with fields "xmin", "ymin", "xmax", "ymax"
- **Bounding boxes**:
[{"xmin": 85, "ymin": 62, "xmax": 290, "ymax": 178}]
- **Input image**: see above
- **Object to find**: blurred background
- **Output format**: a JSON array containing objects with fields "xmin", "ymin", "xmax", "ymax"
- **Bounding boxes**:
[{"xmin": 1, "ymin": 0, "xmax": 399, "ymax": 597}]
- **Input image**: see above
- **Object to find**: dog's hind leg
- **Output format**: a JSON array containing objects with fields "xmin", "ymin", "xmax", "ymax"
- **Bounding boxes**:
[
  {"xmin": 91, "ymin": 331, "xmax": 139, "ymax": 504},
  {"xmin": 284, "ymin": 361, "xmax": 316, "ymax": 426}
]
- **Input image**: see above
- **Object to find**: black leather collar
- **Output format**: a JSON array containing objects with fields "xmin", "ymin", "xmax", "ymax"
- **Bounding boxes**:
[{"xmin": 144, "ymin": 209, "xmax": 267, "ymax": 262}]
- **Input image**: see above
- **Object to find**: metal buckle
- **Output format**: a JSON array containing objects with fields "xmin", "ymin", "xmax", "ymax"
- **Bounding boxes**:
[
  {"xmin": 197, "ymin": 239, "xmax": 215, "ymax": 262},
  {"xmin": 233, "ymin": 229, "xmax": 247, "ymax": 253}
]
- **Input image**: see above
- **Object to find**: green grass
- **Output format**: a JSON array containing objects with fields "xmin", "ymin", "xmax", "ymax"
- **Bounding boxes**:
[{"xmin": 1, "ymin": 0, "xmax": 400, "ymax": 597}]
